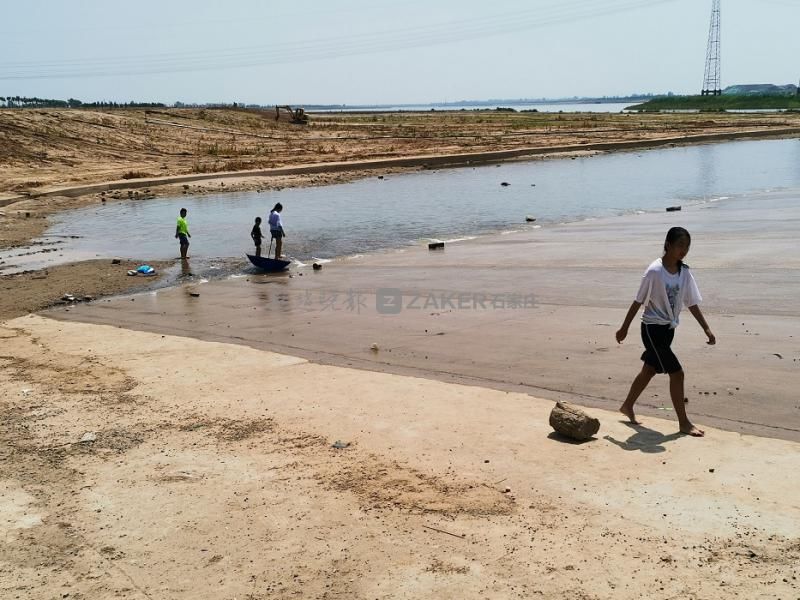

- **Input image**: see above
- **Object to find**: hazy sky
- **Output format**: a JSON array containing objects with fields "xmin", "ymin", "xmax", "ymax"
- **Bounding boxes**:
[{"xmin": 1, "ymin": 0, "xmax": 798, "ymax": 105}]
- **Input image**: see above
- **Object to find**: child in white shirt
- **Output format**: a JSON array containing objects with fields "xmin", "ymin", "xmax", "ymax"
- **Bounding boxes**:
[{"xmin": 615, "ymin": 227, "xmax": 716, "ymax": 437}]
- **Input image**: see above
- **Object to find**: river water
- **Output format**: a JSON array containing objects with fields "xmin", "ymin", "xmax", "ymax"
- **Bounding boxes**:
[{"xmin": 2, "ymin": 137, "xmax": 799, "ymax": 274}]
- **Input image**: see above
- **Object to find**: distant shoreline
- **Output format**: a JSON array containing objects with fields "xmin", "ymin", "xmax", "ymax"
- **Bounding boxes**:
[{"xmin": 3, "ymin": 124, "xmax": 799, "ymax": 208}]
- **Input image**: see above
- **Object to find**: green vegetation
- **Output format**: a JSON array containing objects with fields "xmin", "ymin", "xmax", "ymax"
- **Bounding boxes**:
[
  {"xmin": 628, "ymin": 94, "xmax": 800, "ymax": 112},
  {"xmin": 0, "ymin": 96, "xmax": 166, "ymax": 109}
]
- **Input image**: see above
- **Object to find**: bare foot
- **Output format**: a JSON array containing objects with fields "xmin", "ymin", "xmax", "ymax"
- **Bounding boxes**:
[
  {"xmin": 680, "ymin": 423, "xmax": 705, "ymax": 437},
  {"xmin": 619, "ymin": 405, "xmax": 640, "ymax": 424}
]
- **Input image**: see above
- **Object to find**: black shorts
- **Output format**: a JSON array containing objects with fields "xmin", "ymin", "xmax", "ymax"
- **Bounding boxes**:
[
  {"xmin": 271, "ymin": 229, "xmax": 284, "ymax": 239},
  {"xmin": 178, "ymin": 233, "xmax": 190, "ymax": 246},
  {"xmin": 640, "ymin": 323, "xmax": 682, "ymax": 374}
]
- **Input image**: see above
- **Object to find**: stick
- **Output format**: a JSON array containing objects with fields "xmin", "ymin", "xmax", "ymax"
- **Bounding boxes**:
[{"xmin": 423, "ymin": 525, "xmax": 465, "ymax": 539}]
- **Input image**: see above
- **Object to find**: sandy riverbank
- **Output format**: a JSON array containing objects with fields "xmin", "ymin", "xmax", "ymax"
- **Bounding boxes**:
[
  {"xmin": 51, "ymin": 189, "xmax": 800, "ymax": 442},
  {"xmin": 0, "ymin": 259, "xmax": 172, "ymax": 321},
  {"xmin": 2, "ymin": 108, "xmax": 800, "ymax": 314},
  {"xmin": 1, "ymin": 315, "xmax": 798, "ymax": 599},
  {"xmin": 4, "ymin": 107, "xmax": 800, "ymax": 201}
]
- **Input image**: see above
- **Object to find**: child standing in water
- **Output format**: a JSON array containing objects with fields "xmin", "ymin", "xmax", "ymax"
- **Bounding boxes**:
[
  {"xmin": 175, "ymin": 207, "xmax": 191, "ymax": 260},
  {"xmin": 268, "ymin": 203, "xmax": 285, "ymax": 259},
  {"xmin": 615, "ymin": 227, "xmax": 715, "ymax": 437},
  {"xmin": 251, "ymin": 216, "xmax": 263, "ymax": 257}
]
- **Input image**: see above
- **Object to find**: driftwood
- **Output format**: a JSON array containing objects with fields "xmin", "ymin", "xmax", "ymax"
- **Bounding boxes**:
[{"xmin": 549, "ymin": 401, "xmax": 600, "ymax": 441}]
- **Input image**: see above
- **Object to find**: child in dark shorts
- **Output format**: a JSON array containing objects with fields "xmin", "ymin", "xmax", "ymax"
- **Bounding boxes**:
[
  {"xmin": 251, "ymin": 216, "xmax": 263, "ymax": 257},
  {"xmin": 615, "ymin": 227, "xmax": 716, "ymax": 437},
  {"xmin": 175, "ymin": 208, "xmax": 190, "ymax": 260}
]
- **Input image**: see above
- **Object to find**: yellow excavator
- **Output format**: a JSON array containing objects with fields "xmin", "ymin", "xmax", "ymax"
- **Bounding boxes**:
[{"xmin": 275, "ymin": 105, "xmax": 309, "ymax": 125}]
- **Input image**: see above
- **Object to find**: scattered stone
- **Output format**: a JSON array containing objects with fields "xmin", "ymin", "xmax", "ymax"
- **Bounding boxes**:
[
  {"xmin": 189, "ymin": 292, "xmax": 200, "ymax": 297},
  {"xmin": 80, "ymin": 432, "xmax": 97, "ymax": 443},
  {"xmin": 332, "ymin": 440, "xmax": 350, "ymax": 449},
  {"xmin": 62, "ymin": 294, "xmax": 75, "ymax": 302},
  {"xmin": 525, "ymin": 216, "xmax": 537, "ymax": 222},
  {"xmin": 709, "ymin": 468, "xmax": 715, "ymax": 473},
  {"xmin": 500, "ymin": 182, "xmax": 510, "ymax": 187},
  {"xmin": 312, "ymin": 263, "xmax": 322, "ymax": 271},
  {"xmin": 83, "ymin": 296, "xmax": 94, "ymax": 302},
  {"xmin": 549, "ymin": 401, "xmax": 600, "ymax": 441},
  {"xmin": 183, "ymin": 184, "xmax": 190, "ymax": 190},
  {"xmin": 428, "ymin": 242, "xmax": 445, "ymax": 250},
  {"xmin": 666, "ymin": 206, "xmax": 682, "ymax": 212},
  {"xmin": 370, "ymin": 343, "xmax": 379, "ymax": 352},
  {"xmin": 111, "ymin": 258, "xmax": 121, "ymax": 264}
]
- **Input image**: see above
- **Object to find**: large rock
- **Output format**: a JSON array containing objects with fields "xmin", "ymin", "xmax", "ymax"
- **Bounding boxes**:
[{"xmin": 549, "ymin": 401, "xmax": 600, "ymax": 441}]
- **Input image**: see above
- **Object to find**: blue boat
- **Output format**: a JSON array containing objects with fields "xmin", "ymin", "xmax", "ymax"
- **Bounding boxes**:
[{"xmin": 247, "ymin": 254, "xmax": 291, "ymax": 272}]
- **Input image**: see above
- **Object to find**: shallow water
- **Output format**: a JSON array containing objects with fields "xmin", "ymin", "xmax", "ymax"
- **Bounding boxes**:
[
  {"xmin": 321, "ymin": 102, "xmax": 633, "ymax": 113},
  {"xmin": 2, "ymin": 137, "xmax": 799, "ymax": 275}
]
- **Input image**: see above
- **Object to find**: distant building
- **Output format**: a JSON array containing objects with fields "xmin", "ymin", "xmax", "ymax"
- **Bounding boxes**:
[{"xmin": 723, "ymin": 84, "xmax": 798, "ymax": 96}]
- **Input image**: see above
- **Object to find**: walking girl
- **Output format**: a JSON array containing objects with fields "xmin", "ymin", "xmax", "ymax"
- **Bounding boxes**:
[{"xmin": 615, "ymin": 227, "xmax": 716, "ymax": 437}]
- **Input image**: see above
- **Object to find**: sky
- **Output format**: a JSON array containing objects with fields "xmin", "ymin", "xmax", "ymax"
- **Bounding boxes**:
[{"xmin": 1, "ymin": 0, "xmax": 798, "ymax": 105}]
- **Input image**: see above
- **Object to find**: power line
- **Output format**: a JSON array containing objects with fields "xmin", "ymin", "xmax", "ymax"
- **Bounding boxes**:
[
  {"xmin": 0, "ymin": 0, "xmax": 675, "ymax": 80},
  {"xmin": 1, "ymin": 0, "xmax": 660, "ymax": 68}
]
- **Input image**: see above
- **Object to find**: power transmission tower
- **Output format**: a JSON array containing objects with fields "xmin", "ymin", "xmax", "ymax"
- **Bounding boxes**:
[{"xmin": 701, "ymin": 0, "xmax": 722, "ymax": 96}]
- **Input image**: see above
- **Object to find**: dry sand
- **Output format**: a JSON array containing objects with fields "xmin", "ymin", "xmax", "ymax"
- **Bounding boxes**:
[
  {"xmin": 3, "ymin": 108, "xmax": 800, "ymax": 200},
  {"xmin": 1, "ymin": 315, "xmax": 798, "ymax": 599}
]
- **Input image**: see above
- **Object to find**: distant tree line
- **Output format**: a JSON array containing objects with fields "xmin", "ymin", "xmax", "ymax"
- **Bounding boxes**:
[{"xmin": 0, "ymin": 96, "xmax": 166, "ymax": 108}]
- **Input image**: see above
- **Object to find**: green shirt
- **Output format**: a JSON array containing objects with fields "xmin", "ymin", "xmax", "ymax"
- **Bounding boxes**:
[{"xmin": 176, "ymin": 216, "xmax": 189, "ymax": 236}]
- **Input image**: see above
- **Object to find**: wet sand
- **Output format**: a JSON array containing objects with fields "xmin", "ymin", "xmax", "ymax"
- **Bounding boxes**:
[{"xmin": 51, "ymin": 189, "xmax": 800, "ymax": 442}]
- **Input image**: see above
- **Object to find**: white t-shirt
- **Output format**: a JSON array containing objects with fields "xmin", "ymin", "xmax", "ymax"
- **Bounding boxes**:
[
  {"xmin": 268, "ymin": 211, "xmax": 283, "ymax": 230},
  {"xmin": 635, "ymin": 258, "xmax": 702, "ymax": 328}
]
